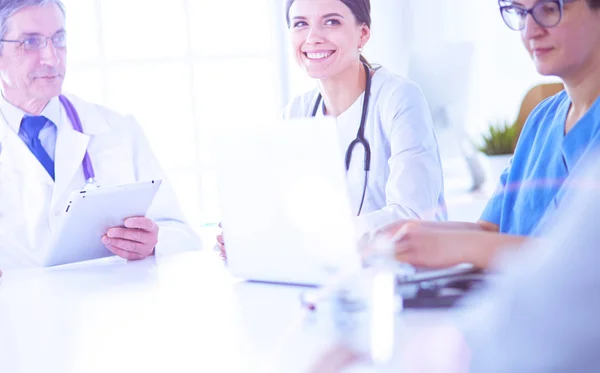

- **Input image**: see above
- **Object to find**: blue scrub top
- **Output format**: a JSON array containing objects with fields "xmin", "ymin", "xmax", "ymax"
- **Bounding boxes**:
[{"xmin": 481, "ymin": 90, "xmax": 600, "ymax": 235}]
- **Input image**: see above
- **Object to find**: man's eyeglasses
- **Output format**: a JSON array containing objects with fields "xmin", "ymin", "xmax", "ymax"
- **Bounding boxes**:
[
  {"xmin": 0, "ymin": 32, "xmax": 67, "ymax": 51},
  {"xmin": 498, "ymin": 0, "xmax": 575, "ymax": 31}
]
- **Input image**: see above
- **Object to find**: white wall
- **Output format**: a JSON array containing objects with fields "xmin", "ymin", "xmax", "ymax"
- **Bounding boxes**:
[
  {"xmin": 365, "ymin": 0, "xmax": 413, "ymax": 76},
  {"xmin": 63, "ymin": 0, "xmax": 283, "ymax": 228},
  {"xmin": 409, "ymin": 0, "xmax": 561, "ymax": 136},
  {"xmin": 364, "ymin": 0, "xmax": 561, "ymax": 137}
]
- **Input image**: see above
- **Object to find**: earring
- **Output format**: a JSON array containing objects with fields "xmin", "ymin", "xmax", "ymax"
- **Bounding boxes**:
[{"xmin": 358, "ymin": 46, "xmax": 363, "ymax": 53}]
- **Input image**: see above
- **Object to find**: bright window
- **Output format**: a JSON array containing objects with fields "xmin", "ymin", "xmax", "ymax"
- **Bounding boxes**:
[{"xmin": 62, "ymin": 0, "xmax": 283, "ymax": 231}]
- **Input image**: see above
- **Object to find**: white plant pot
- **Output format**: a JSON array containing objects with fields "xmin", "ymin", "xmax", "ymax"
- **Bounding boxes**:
[{"xmin": 484, "ymin": 154, "xmax": 513, "ymax": 191}]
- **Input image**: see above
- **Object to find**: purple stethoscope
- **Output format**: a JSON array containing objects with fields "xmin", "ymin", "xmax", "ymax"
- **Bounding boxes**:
[{"xmin": 58, "ymin": 94, "xmax": 97, "ymax": 187}]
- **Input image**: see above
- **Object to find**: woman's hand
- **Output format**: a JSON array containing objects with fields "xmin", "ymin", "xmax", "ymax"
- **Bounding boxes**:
[
  {"xmin": 392, "ymin": 223, "xmax": 476, "ymax": 268},
  {"xmin": 372, "ymin": 221, "xmax": 508, "ymax": 269}
]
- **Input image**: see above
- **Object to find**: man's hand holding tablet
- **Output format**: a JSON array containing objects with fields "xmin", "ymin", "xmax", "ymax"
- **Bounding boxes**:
[{"xmin": 103, "ymin": 217, "xmax": 159, "ymax": 260}]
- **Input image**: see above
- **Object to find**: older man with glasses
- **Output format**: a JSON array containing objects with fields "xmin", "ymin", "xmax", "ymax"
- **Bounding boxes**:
[{"xmin": 0, "ymin": 0, "xmax": 201, "ymax": 270}]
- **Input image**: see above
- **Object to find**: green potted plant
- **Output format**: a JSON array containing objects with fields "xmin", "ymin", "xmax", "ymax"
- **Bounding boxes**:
[
  {"xmin": 477, "ymin": 120, "xmax": 517, "ymax": 156},
  {"xmin": 477, "ymin": 121, "xmax": 518, "ymax": 189}
]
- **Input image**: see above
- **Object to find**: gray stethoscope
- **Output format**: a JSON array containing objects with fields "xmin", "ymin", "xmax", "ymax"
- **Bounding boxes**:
[
  {"xmin": 0, "ymin": 94, "xmax": 97, "ymax": 187},
  {"xmin": 312, "ymin": 62, "xmax": 372, "ymax": 216}
]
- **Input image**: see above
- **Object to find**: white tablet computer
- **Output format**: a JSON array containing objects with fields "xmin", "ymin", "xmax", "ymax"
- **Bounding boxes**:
[{"xmin": 42, "ymin": 180, "xmax": 162, "ymax": 267}]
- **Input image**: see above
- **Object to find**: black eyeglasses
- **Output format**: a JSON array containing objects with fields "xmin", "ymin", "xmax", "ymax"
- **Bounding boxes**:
[
  {"xmin": 498, "ymin": 0, "xmax": 575, "ymax": 31},
  {"xmin": 0, "ymin": 32, "xmax": 66, "ymax": 51}
]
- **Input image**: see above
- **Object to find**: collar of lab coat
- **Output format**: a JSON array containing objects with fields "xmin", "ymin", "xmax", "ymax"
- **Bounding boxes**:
[
  {"xmin": 59, "ymin": 93, "xmax": 111, "ymax": 135},
  {"xmin": 51, "ymin": 93, "xmax": 110, "ymax": 206}
]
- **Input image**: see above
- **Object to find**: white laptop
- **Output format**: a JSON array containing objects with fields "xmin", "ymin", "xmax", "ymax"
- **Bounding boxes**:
[{"xmin": 212, "ymin": 117, "xmax": 362, "ymax": 286}]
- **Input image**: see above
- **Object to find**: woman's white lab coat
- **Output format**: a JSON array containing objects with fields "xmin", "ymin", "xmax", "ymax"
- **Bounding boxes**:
[
  {"xmin": 0, "ymin": 94, "xmax": 201, "ymax": 269},
  {"xmin": 284, "ymin": 66, "xmax": 446, "ymax": 233}
]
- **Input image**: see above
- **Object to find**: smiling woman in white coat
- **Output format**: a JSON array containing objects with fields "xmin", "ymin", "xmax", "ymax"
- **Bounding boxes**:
[
  {"xmin": 0, "ymin": 0, "xmax": 201, "ymax": 269},
  {"xmin": 284, "ymin": 0, "xmax": 446, "ymax": 232},
  {"xmin": 216, "ymin": 0, "xmax": 446, "ymax": 256}
]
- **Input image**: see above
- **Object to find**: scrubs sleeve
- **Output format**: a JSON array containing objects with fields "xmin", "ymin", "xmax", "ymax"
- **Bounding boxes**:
[{"xmin": 480, "ymin": 159, "xmax": 512, "ymax": 225}]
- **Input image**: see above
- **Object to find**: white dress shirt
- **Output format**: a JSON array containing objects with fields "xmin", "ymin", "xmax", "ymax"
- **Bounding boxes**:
[
  {"xmin": 0, "ymin": 94, "xmax": 59, "ymax": 160},
  {"xmin": 284, "ymin": 66, "xmax": 447, "ymax": 233}
]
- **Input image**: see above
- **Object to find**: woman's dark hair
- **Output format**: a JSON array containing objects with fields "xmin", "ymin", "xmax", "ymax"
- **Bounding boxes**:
[{"xmin": 285, "ymin": 0, "xmax": 372, "ymax": 67}]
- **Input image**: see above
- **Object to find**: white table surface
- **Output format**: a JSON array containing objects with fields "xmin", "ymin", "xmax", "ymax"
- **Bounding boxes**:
[{"xmin": 0, "ymin": 250, "xmax": 452, "ymax": 373}]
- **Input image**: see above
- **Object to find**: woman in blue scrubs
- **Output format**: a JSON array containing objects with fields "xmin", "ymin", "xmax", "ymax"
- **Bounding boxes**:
[{"xmin": 379, "ymin": 0, "xmax": 600, "ymax": 270}]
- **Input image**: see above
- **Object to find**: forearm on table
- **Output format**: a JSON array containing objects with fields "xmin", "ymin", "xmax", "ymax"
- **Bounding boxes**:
[
  {"xmin": 419, "ymin": 220, "xmax": 500, "ymax": 235},
  {"xmin": 435, "ymin": 219, "xmax": 500, "ymax": 232},
  {"xmin": 409, "ymin": 220, "xmax": 489, "ymax": 231},
  {"xmin": 462, "ymin": 232, "xmax": 530, "ymax": 269}
]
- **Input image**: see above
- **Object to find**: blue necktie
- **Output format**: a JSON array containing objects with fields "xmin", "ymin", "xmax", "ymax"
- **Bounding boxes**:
[{"xmin": 19, "ymin": 116, "xmax": 55, "ymax": 180}]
